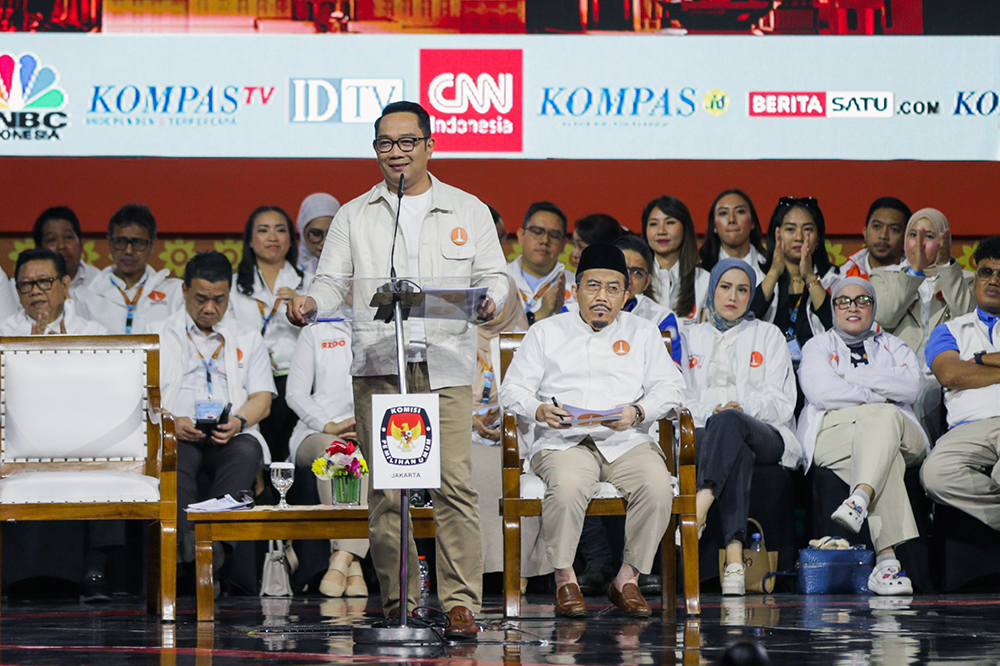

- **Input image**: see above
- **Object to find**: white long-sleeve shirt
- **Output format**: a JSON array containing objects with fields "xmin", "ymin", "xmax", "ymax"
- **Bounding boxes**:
[
  {"xmin": 285, "ymin": 321, "xmax": 355, "ymax": 461},
  {"xmin": 501, "ymin": 310, "xmax": 684, "ymax": 463},
  {"xmin": 0, "ymin": 299, "xmax": 106, "ymax": 336},
  {"xmin": 77, "ymin": 264, "xmax": 184, "ymax": 334},
  {"xmin": 228, "ymin": 262, "xmax": 311, "ymax": 375},
  {"xmin": 650, "ymin": 262, "xmax": 710, "ymax": 330},
  {"xmin": 796, "ymin": 329, "xmax": 928, "ymax": 470}
]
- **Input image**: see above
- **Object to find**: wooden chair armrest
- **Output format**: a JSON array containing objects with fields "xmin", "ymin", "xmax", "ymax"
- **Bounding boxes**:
[
  {"xmin": 677, "ymin": 408, "xmax": 696, "ymax": 468},
  {"xmin": 501, "ymin": 410, "xmax": 521, "ymax": 503},
  {"xmin": 147, "ymin": 388, "xmax": 178, "ymax": 474}
]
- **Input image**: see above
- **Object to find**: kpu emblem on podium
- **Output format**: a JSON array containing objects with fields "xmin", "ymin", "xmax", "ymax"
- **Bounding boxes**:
[{"xmin": 371, "ymin": 393, "xmax": 441, "ymax": 490}]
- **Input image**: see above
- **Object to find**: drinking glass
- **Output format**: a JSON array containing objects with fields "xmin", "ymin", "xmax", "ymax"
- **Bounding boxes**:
[{"xmin": 270, "ymin": 462, "xmax": 295, "ymax": 509}]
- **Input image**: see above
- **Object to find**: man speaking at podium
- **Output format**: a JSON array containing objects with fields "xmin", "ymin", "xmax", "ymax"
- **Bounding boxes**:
[{"xmin": 288, "ymin": 101, "xmax": 508, "ymax": 638}]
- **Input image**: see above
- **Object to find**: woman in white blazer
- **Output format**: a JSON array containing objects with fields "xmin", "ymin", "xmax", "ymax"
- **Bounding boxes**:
[
  {"xmin": 797, "ymin": 277, "xmax": 928, "ymax": 596},
  {"xmin": 682, "ymin": 258, "xmax": 800, "ymax": 596}
]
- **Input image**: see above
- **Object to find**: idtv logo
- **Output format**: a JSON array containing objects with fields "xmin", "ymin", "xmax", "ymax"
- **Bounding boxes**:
[
  {"xmin": 289, "ymin": 78, "xmax": 403, "ymax": 123},
  {"xmin": 420, "ymin": 49, "xmax": 522, "ymax": 153}
]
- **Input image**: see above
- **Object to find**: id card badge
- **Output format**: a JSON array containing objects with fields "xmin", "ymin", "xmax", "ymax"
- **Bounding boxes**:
[
  {"xmin": 195, "ymin": 400, "xmax": 224, "ymax": 420},
  {"xmin": 786, "ymin": 337, "xmax": 803, "ymax": 362}
]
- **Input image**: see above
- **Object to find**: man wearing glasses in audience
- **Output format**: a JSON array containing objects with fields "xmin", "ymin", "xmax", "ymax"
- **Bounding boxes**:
[
  {"xmin": 2, "ymin": 248, "xmax": 107, "ymax": 336},
  {"xmin": 502, "ymin": 244, "xmax": 683, "ymax": 618},
  {"xmin": 288, "ymin": 100, "xmax": 508, "ymax": 639},
  {"xmin": 508, "ymin": 201, "xmax": 575, "ymax": 325},
  {"xmin": 921, "ymin": 236, "xmax": 1000, "ymax": 530},
  {"xmin": 78, "ymin": 203, "xmax": 184, "ymax": 334}
]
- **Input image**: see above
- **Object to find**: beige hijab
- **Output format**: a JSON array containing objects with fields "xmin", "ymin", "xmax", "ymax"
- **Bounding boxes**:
[{"xmin": 905, "ymin": 208, "xmax": 950, "ymax": 275}]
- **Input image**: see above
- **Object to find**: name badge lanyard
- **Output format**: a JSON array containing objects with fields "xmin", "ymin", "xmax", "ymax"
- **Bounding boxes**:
[
  {"xmin": 256, "ymin": 299, "xmax": 282, "ymax": 372},
  {"xmin": 785, "ymin": 293, "xmax": 805, "ymax": 361},
  {"xmin": 520, "ymin": 277, "xmax": 557, "ymax": 312},
  {"xmin": 114, "ymin": 278, "xmax": 145, "ymax": 334},
  {"xmin": 188, "ymin": 331, "xmax": 225, "ymax": 399}
]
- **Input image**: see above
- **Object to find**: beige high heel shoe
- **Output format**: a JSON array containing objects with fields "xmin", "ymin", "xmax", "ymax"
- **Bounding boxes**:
[
  {"xmin": 319, "ymin": 556, "xmax": 349, "ymax": 598},
  {"xmin": 345, "ymin": 560, "xmax": 368, "ymax": 597}
]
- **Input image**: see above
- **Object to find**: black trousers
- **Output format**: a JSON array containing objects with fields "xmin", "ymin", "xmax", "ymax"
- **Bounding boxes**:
[
  {"xmin": 177, "ymin": 434, "xmax": 262, "ymax": 547},
  {"xmin": 259, "ymin": 374, "xmax": 298, "ymax": 464},
  {"xmin": 696, "ymin": 410, "xmax": 784, "ymax": 544}
]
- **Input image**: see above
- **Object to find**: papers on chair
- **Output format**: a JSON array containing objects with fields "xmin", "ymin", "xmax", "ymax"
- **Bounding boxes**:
[
  {"xmin": 559, "ymin": 404, "xmax": 624, "ymax": 426},
  {"xmin": 416, "ymin": 285, "xmax": 489, "ymax": 320},
  {"xmin": 185, "ymin": 494, "xmax": 253, "ymax": 513}
]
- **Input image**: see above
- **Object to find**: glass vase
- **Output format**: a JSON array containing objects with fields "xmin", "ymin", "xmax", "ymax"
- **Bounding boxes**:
[{"xmin": 334, "ymin": 475, "xmax": 362, "ymax": 506}]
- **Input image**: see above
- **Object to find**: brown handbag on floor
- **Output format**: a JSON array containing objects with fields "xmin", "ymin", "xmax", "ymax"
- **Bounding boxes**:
[{"xmin": 718, "ymin": 518, "xmax": 779, "ymax": 593}]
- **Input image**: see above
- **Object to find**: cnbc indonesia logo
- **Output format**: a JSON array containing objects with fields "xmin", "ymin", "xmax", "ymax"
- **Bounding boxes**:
[{"xmin": 0, "ymin": 53, "xmax": 69, "ymax": 142}]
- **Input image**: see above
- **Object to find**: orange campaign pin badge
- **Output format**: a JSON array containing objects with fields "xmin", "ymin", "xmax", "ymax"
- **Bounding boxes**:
[
  {"xmin": 750, "ymin": 351, "xmax": 764, "ymax": 368},
  {"xmin": 613, "ymin": 340, "xmax": 630, "ymax": 356},
  {"xmin": 149, "ymin": 291, "xmax": 166, "ymax": 302},
  {"xmin": 451, "ymin": 227, "xmax": 468, "ymax": 245}
]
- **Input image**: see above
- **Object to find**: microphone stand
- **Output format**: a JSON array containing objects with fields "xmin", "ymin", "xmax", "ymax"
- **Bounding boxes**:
[{"xmin": 354, "ymin": 174, "xmax": 435, "ymax": 650}]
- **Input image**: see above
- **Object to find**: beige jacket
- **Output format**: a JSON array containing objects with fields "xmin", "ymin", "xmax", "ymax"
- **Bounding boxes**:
[
  {"xmin": 308, "ymin": 174, "xmax": 509, "ymax": 390},
  {"xmin": 870, "ymin": 259, "xmax": 975, "ymax": 367}
]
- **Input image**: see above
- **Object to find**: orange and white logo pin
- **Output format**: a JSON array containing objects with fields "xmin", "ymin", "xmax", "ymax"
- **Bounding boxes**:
[
  {"xmin": 750, "ymin": 351, "xmax": 764, "ymax": 368},
  {"xmin": 613, "ymin": 340, "xmax": 630, "ymax": 356},
  {"xmin": 149, "ymin": 291, "xmax": 166, "ymax": 302},
  {"xmin": 451, "ymin": 227, "xmax": 468, "ymax": 245}
]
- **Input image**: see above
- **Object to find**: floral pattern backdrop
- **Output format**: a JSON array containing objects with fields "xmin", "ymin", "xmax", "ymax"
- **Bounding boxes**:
[{"xmin": 0, "ymin": 236, "xmax": 982, "ymax": 277}]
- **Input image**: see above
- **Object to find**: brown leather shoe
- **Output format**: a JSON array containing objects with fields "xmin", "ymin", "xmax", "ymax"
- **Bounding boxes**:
[
  {"xmin": 444, "ymin": 605, "xmax": 479, "ymax": 639},
  {"xmin": 608, "ymin": 582, "xmax": 651, "ymax": 617},
  {"xmin": 555, "ymin": 582, "xmax": 588, "ymax": 618}
]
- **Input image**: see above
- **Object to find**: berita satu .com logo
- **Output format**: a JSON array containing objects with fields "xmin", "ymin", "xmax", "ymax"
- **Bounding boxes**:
[{"xmin": 380, "ymin": 406, "xmax": 434, "ymax": 466}]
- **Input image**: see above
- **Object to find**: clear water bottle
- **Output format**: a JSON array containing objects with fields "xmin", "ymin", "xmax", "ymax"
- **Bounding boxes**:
[
  {"xmin": 748, "ymin": 533, "xmax": 763, "ymax": 552},
  {"xmin": 418, "ymin": 555, "xmax": 431, "ymax": 596}
]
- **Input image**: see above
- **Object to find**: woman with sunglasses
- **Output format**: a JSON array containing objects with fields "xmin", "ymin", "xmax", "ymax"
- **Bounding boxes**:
[
  {"xmin": 230, "ymin": 206, "xmax": 311, "ymax": 463},
  {"xmin": 296, "ymin": 193, "xmax": 341, "ymax": 274},
  {"xmin": 797, "ymin": 278, "xmax": 927, "ymax": 595},
  {"xmin": 641, "ymin": 196, "xmax": 709, "ymax": 331},
  {"xmin": 752, "ymin": 197, "xmax": 839, "ymax": 372}
]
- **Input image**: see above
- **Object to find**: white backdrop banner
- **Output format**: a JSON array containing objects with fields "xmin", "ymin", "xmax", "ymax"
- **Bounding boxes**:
[
  {"xmin": 1, "ymin": 34, "xmax": 999, "ymax": 159},
  {"xmin": 370, "ymin": 393, "xmax": 441, "ymax": 491}
]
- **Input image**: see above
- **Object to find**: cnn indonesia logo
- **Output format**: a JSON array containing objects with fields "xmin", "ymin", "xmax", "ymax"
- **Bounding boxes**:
[{"xmin": 420, "ymin": 49, "xmax": 522, "ymax": 153}]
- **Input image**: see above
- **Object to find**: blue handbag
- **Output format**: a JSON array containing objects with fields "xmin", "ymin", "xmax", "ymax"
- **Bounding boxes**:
[{"xmin": 796, "ymin": 545, "xmax": 874, "ymax": 594}]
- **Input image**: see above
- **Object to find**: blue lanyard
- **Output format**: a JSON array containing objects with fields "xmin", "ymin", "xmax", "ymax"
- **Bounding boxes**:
[{"xmin": 187, "ymin": 331, "xmax": 224, "ymax": 398}]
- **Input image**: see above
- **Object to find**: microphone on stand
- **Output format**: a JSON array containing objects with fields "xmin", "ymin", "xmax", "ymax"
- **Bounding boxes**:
[
  {"xmin": 389, "ymin": 173, "xmax": 404, "ymax": 280},
  {"xmin": 375, "ymin": 174, "xmax": 410, "ymax": 322}
]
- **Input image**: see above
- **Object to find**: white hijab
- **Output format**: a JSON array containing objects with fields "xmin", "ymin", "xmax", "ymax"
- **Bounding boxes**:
[{"xmin": 296, "ymin": 193, "xmax": 340, "ymax": 273}]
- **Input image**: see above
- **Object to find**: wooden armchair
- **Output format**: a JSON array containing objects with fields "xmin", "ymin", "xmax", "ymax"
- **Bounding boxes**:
[
  {"xmin": 0, "ymin": 335, "xmax": 178, "ymax": 621},
  {"xmin": 498, "ymin": 331, "xmax": 699, "ymax": 619}
]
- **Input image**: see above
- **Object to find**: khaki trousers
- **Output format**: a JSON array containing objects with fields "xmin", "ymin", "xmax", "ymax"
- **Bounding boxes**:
[
  {"xmin": 530, "ymin": 440, "xmax": 673, "ymax": 574},
  {"xmin": 813, "ymin": 403, "xmax": 926, "ymax": 551},
  {"xmin": 921, "ymin": 416, "xmax": 1000, "ymax": 531},
  {"xmin": 295, "ymin": 433, "xmax": 370, "ymax": 559},
  {"xmin": 354, "ymin": 364, "xmax": 481, "ymax": 615}
]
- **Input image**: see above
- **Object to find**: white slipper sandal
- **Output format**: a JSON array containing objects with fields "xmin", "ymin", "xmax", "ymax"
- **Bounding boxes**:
[
  {"xmin": 831, "ymin": 498, "xmax": 868, "ymax": 534},
  {"xmin": 868, "ymin": 559, "xmax": 913, "ymax": 596}
]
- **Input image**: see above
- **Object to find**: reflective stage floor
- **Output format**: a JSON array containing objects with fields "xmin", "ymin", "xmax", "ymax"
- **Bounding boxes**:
[{"xmin": 1, "ymin": 593, "xmax": 999, "ymax": 665}]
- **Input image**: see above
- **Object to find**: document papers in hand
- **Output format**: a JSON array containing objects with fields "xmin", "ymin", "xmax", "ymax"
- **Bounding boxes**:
[
  {"xmin": 185, "ymin": 494, "xmax": 253, "ymax": 513},
  {"xmin": 560, "ymin": 404, "xmax": 624, "ymax": 426}
]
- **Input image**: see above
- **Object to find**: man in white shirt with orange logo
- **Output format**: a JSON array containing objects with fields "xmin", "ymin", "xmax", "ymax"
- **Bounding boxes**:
[
  {"xmin": 502, "ymin": 244, "xmax": 684, "ymax": 618},
  {"xmin": 78, "ymin": 204, "xmax": 183, "ymax": 334},
  {"xmin": 507, "ymin": 202, "xmax": 575, "ymax": 325}
]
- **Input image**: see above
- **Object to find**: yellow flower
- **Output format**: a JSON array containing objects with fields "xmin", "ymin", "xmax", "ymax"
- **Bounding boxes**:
[
  {"xmin": 214, "ymin": 239, "xmax": 243, "ymax": 268},
  {"xmin": 559, "ymin": 243, "xmax": 575, "ymax": 269},
  {"xmin": 82, "ymin": 240, "xmax": 102, "ymax": 265},
  {"xmin": 158, "ymin": 240, "xmax": 196, "ymax": 277},
  {"xmin": 825, "ymin": 240, "xmax": 847, "ymax": 266},
  {"xmin": 958, "ymin": 242, "xmax": 979, "ymax": 271},
  {"xmin": 7, "ymin": 238, "xmax": 35, "ymax": 263},
  {"xmin": 311, "ymin": 457, "xmax": 329, "ymax": 479}
]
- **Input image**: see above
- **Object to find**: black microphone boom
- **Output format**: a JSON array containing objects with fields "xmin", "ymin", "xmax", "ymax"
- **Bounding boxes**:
[{"xmin": 388, "ymin": 173, "xmax": 404, "ymax": 279}]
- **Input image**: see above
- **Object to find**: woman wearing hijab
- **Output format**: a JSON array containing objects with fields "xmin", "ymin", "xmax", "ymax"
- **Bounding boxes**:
[
  {"xmin": 682, "ymin": 258, "xmax": 800, "ymax": 596},
  {"xmin": 797, "ymin": 277, "xmax": 928, "ymax": 595},
  {"xmin": 869, "ymin": 208, "xmax": 975, "ymax": 441},
  {"xmin": 296, "ymin": 193, "xmax": 341, "ymax": 275}
]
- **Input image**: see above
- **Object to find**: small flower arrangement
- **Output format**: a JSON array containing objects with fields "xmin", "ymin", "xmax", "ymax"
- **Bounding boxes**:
[{"xmin": 312, "ymin": 439, "xmax": 369, "ymax": 480}]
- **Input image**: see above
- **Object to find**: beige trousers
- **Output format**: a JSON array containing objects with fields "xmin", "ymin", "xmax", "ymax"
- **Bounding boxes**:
[
  {"xmin": 921, "ymin": 416, "xmax": 1000, "ymax": 530},
  {"xmin": 354, "ymin": 364, "xmax": 482, "ymax": 615},
  {"xmin": 295, "ymin": 433, "xmax": 370, "ymax": 559},
  {"xmin": 530, "ymin": 440, "xmax": 673, "ymax": 574},
  {"xmin": 813, "ymin": 403, "xmax": 926, "ymax": 551}
]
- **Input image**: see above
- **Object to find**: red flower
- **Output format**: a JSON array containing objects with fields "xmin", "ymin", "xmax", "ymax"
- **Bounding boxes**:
[{"xmin": 326, "ymin": 439, "xmax": 355, "ymax": 456}]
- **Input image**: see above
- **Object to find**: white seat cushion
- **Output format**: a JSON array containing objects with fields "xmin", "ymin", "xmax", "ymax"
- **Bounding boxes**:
[
  {"xmin": 0, "ymin": 471, "xmax": 160, "ymax": 504},
  {"xmin": 519, "ymin": 473, "xmax": 622, "ymax": 500}
]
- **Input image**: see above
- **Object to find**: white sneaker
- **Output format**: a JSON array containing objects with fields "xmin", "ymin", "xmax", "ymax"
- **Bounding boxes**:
[
  {"xmin": 868, "ymin": 559, "xmax": 913, "ymax": 596},
  {"xmin": 831, "ymin": 498, "xmax": 868, "ymax": 534},
  {"xmin": 721, "ymin": 563, "xmax": 745, "ymax": 596}
]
